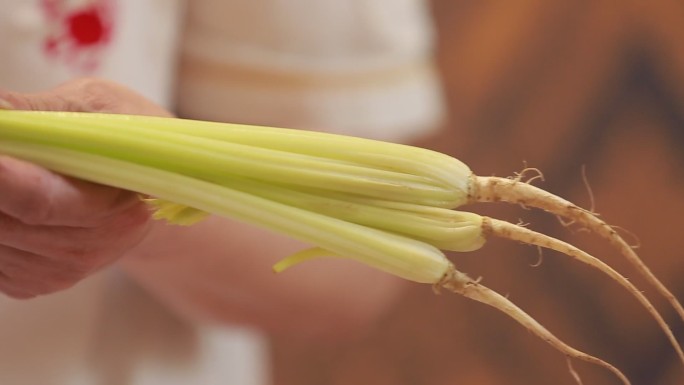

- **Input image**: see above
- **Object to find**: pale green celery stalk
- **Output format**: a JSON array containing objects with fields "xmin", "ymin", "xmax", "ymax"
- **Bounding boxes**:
[
  {"xmin": 0, "ymin": 111, "xmax": 460, "ymax": 207},
  {"xmin": 52, "ymin": 112, "xmax": 468, "ymax": 176},
  {"xmin": 223, "ymin": 177, "xmax": 486, "ymax": 252},
  {"xmin": 136, "ymin": 116, "xmax": 472, "ymax": 198},
  {"xmin": 0, "ymin": 140, "xmax": 451, "ymax": 284},
  {"xmin": 2, "ymin": 111, "xmax": 471, "ymax": 206}
]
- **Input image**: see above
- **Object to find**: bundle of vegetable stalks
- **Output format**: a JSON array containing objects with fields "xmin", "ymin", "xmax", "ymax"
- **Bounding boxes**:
[{"xmin": 0, "ymin": 110, "xmax": 682, "ymax": 384}]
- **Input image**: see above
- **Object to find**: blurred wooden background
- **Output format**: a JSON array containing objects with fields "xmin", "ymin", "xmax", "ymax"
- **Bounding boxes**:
[{"xmin": 271, "ymin": 1, "xmax": 684, "ymax": 384}]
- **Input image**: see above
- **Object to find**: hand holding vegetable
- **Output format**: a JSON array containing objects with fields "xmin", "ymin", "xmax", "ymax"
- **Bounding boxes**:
[
  {"xmin": 0, "ymin": 79, "xmax": 172, "ymax": 298},
  {"xmin": 0, "ymin": 156, "xmax": 150, "ymax": 298},
  {"xmin": 0, "ymin": 78, "xmax": 403, "ymax": 340}
]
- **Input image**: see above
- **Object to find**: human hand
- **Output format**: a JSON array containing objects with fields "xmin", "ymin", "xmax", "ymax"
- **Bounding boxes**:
[{"xmin": 0, "ymin": 78, "xmax": 171, "ymax": 298}]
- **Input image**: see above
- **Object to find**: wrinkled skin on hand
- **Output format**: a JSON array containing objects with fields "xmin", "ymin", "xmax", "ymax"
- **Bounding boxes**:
[{"xmin": 0, "ymin": 78, "xmax": 170, "ymax": 298}]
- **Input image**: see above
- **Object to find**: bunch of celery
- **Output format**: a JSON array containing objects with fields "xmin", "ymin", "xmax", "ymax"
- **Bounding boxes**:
[
  {"xmin": 2, "ymin": 109, "xmax": 682, "ymax": 385},
  {"xmin": 0, "ymin": 110, "xmax": 482, "ymax": 283}
]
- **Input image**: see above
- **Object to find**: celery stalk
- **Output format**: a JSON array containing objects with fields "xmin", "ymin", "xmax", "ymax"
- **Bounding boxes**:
[
  {"xmin": 0, "ymin": 111, "xmax": 462, "ymax": 207},
  {"xmin": 0, "ymin": 140, "xmax": 451, "ymax": 283}
]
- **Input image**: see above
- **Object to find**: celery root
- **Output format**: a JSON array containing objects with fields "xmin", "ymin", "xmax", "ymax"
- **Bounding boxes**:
[
  {"xmin": 482, "ymin": 217, "xmax": 684, "ymax": 365},
  {"xmin": 439, "ymin": 267, "xmax": 631, "ymax": 385},
  {"xmin": 469, "ymin": 175, "xmax": 684, "ymax": 324}
]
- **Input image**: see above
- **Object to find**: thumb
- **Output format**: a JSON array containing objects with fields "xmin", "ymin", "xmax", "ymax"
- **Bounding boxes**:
[
  {"xmin": 0, "ymin": 84, "xmax": 77, "ymax": 112},
  {"xmin": 0, "ymin": 78, "xmax": 171, "ymax": 117}
]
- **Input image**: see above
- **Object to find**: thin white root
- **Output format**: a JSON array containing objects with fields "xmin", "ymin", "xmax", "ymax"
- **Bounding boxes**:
[
  {"xmin": 482, "ymin": 217, "xmax": 684, "ymax": 366},
  {"xmin": 580, "ymin": 164, "xmax": 596, "ymax": 214},
  {"xmin": 439, "ymin": 266, "xmax": 630, "ymax": 385},
  {"xmin": 567, "ymin": 359, "xmax": 584, "ymax": 385},
  {"xmin": 470, "ymin": 175, "xmax": 684, "ymax": 324},
  {"xmin": 531, "ymin": 245, "xmax": 544, "ymax": 267},
  {"xmin": 610, "ymin": 225, "xmax": 642, "ymax": 250},
  {"xmin": 557, "ymin": 215, "xmax": 577, "ymax": 228},
  {"xmin": 511, "ymin": 165, "xmax": 546, "ymax": 185}
]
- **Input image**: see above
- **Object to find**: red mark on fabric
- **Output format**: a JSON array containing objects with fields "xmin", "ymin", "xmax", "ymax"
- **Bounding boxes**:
[
  {"xmin": 40, "ymin": 0, "xmax": 116, "ymax": 73},
  {"xmin": 68, "ymin": 8, "xmax": 108, "ymax": 46}
]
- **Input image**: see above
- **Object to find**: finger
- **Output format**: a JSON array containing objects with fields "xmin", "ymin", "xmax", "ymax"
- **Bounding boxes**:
[
  {"xmin": 0, "ymin": 245, "xmax": 81, "ymax": 297},
  {"xmin": 0, "ymin": 155, "xmax": 145, "ymax": 227},
  {"xmin": 0, "ymin": 77, "xmax": 172, "ymax": 117},
  {"xmin": 0, "ymin": 279, "xmax": 37, "ymax": 299},
  {"xmin": 0, "ymin": 203, "xmax": 150, "ymax": 265}
]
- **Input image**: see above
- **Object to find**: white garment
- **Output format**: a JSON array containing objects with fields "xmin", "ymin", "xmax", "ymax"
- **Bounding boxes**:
[
  {"xmin": 0, "ymin": 0, "xmax": 182, "ymax": 108},
  {"xmin": 0, "ymin": 271, "xmax": 269, "ymax": 385},
  {"xmin": 0, "ymin": 1, "xmax": 443, "ymax": 384},
  {"xmin": 176, "ymin": 0, "xmax": 445, "ymax": 141}
]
